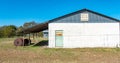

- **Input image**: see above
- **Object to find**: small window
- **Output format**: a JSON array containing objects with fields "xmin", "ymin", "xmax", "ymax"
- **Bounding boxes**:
[
  {"xmin": 56, "ymin": 31, "xmax": 63, "ymax": 36},
  {"xmin": 81, "ymin": 13, "xmax": 89, "ymax": 21},
  {"xmin": 44, "ymin": 32, "xmax": 48, "ymax": 34}
]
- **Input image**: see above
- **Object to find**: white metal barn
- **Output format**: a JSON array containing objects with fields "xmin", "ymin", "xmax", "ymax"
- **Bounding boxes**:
[{"xmin": 23, "ymin": 9, "xmax": 120, "ymax": 48}]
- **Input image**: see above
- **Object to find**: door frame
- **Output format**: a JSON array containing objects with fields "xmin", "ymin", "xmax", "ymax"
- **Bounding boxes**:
[{"xmin": 55, "ymin": 30, "xmax": 63, "ymax": 47}]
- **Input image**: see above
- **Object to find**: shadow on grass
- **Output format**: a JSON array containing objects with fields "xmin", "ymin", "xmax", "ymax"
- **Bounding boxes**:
[
  {"xmin": 33, "ymin": 40, "xmax": 48, "ymax": 47},
  {"xmin": 30, "ymin": 43, "xmax": 35, "ymax": 45}
]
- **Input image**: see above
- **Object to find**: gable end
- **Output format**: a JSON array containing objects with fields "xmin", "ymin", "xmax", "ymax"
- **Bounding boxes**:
[{"xmin": 49, "ymin": 9, "xmax": 120, "ymax": 23}]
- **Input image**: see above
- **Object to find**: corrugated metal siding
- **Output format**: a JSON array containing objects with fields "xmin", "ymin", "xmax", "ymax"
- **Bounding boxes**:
[
  {"xmin": 43, "ymin": 30, "xmax": 48, "ymax": 38},
  {"xmin": 50, "ymin": 11, "xmax": 117, "ymax": 23},
  {"xmin": 49, "ymin": 23, "xmax": 120, "ymax": 48},
  {"xmin": 43, "ymin": 32, "xmax": 48, "ymax": 38}
]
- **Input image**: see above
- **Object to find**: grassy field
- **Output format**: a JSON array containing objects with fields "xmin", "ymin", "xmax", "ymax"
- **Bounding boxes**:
[{"xmin": 0, "ymin": 38, "xmax": 120, "ymax": 63}]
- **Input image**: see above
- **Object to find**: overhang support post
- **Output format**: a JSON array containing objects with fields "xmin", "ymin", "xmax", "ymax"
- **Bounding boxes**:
[
  {"xmin": 22, "ymin": 33, "xmax": 25, "ymax": 46},
  {"xmin": 28, "ymin": 33, "xmax": 31, "ymax": 45},
  {"xmin": 33, "ymin": 33, "xmax": 35, "ymax": 42},
  {"xmin": 36, "ymin": 33, "xmax": 37, "ymax": 38}
]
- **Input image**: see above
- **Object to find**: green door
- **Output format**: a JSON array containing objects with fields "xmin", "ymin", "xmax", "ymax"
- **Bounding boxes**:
[{"xmin": 55, "ymin": 30, "xmax": 63, "ymax": 47}]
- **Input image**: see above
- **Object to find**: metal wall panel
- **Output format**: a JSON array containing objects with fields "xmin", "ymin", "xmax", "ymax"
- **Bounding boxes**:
[
  {"xmin": 50, "ymin": 11, "xmax": 118, "ymax": 23},
  {"xmin": 49, "ymin": 23, "xmax": 120, "ymax": 48}
]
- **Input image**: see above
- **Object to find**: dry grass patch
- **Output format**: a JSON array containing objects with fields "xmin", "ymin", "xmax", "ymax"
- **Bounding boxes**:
[{"xmin": 0, "ymin": 38, "xmax": 120, "ymax": 63}]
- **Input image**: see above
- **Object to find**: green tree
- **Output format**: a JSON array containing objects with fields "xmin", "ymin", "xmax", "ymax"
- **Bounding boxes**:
[
  {"xmin": 0, "ymin": 29, "xmax": 3, "ymax": 38},
  {"xmin": 23, "ymin": 21, "xmax": 37, "ymax": 29},
  {"xmin": 16, "ymin": 26, "xmax": 24, "ymax": 36},
  {"xmin": 38, "ymin": 32, "xmax": 43, "ymax": 37},
  {"xmin": 0, "ymin": 26, "xmax": 5, "ymax": 38},
  {"xmin": 0, "ymin": 25, "xmax": 17, "ymax": 37}
]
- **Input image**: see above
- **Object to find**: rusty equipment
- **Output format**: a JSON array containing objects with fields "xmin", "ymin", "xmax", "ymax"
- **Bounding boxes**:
[{"xmin": 14, "ymin": 38, "xmax": 31, "ymax": 46}]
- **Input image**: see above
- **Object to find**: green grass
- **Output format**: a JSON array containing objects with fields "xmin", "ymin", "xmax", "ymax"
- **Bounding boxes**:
[
  {"xmin": 0, "ymin": 38, "xmax": 120, "ymax": 63},
  {"xmin": 0, "ymin": 37, "xmax": 16, "ymax": 42}
]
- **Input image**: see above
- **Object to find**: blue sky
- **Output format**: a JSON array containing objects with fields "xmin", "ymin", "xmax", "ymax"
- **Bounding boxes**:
[{"xmin": 0, "ymin": 0, "xmax": 120, "ymax": 26}]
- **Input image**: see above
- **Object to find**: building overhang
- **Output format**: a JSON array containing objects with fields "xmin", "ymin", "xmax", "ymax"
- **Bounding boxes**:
[{"xmin": 21, "ymin": 22, "xmax": 48, "ymax": 34}]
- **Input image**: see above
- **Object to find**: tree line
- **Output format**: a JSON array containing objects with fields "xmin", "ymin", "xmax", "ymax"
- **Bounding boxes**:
[{"xmin": 0, "ymin": 21, "xmax": 43, "ymax": 38}]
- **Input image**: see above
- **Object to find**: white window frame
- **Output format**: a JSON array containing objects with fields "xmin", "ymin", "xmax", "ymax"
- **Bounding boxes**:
[{"xmin": 81, "ymin": 13, "xmax": 89, "ymax": 21}]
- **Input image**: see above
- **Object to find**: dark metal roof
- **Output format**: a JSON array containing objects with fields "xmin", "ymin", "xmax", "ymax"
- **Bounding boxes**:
[
  {"xmin": 22, "ymin": 8, "xmax": 120, "ymax": 34},
  {"xmin": 21, "ymin": 22, "xmax": 48, "ymax": 34}
]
